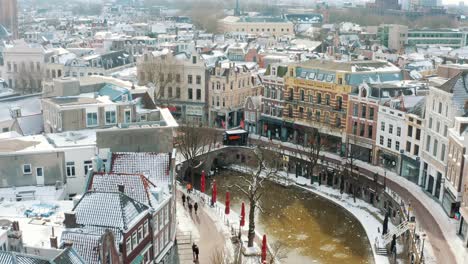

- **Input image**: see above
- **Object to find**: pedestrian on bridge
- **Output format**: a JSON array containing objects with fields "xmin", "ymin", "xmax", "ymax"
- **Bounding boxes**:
[
  {"xmin": 194, "ymin": 202, "xmax": 198, "ymax": 215},
  {"xmin": 192, "ymin": 243, "xmax": 199, "ymax": 262}
]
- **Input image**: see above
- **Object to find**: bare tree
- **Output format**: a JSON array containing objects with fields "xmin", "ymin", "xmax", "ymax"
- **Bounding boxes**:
[
  {"xmin": 176, "ymin": 124, "xmax": 219, "ymax": 184},
  {"xmin": 268, "ymin": 241, "xmax": 288, "ymax": 264},
  {"xmin": 138, "ymin": 53, "xmax": 180, "ymax": 106},
  {"xmin": 297, "ymin": 128, "xmax": 327, "ymax": 185},
  {"xmin": 16, "ymin": 67, "xmax": 44, "ymax": 94},
  {"xmin": 210, "ymin": 246, "xmax": 230, "ymax": 264},
  {"xmin": 343, "ymin": 135, "xmax": 362, "ymax": 203},
  {"xmin": 234, "ymin": 146, "xmax": 280, "ymax": 247}
]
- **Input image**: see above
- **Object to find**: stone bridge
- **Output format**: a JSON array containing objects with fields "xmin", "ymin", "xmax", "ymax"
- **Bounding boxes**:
[{"xmin": 176, "ymin": 146, "xmax": 257, "ymax": 181}]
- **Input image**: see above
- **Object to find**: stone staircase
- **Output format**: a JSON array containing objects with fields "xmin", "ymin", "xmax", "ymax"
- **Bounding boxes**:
[
  {"xmin": 177, "ymin": 231, "xmax": 193, "ymax": 264},
  {"xmin": 381, "ymin": 221, "xmax": 410, "ymax": 246}
]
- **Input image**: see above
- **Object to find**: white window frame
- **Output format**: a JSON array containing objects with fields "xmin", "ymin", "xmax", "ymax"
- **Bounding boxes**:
[
  {"xmin": 84, "ymin": 160, "xmax": 93, "ymax": 176},
  {"xmin": 143, "ymin": 220, "xmax": 148, "ymax": 237},
  {"xmin": 66, "ymin": 161, "xmax": 76, "ymax": 177},
  {"xmin": 23, "ymin": 164, "xmax": 32, "ymax": 174},
  {"xmin": 126, "ymin": 237, "xmax": 132, "ymax": 253}
]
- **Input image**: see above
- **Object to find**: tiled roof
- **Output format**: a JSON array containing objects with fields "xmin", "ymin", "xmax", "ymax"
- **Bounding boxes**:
[
  {"xmin": 60, "ymin": 231, "xmax": 101, "ymax": 264},
  {"xmin": 0, "ymin": 251, "xmax": 50, "ymax": 264},
  {"xmin": 88, "ymin": 173, "xmax": 157, "ymax": 207},
  {"xmin": 53, "ymin": 247, "xmax": 86, "ymax": 264},
  {"xmin": 111, "ymin": 152, "xmax": 171, "ymax": 184},
  {"xmin": 73, "ymin": 191, "xmax": 149, "ymax": 230}
]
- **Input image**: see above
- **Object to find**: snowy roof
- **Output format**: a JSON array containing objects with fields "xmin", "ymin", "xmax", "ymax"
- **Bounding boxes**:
[
  {"xmin": 0, "ymin": 135, "xmax": 55, "ymax": 153},
  {"xmin": 73, "ymin": 191, "xmax": 149, "ymax": 230},
  {"xmin": 46, "ymin": 130, "xmax": 96, "ymax": 148},
  {"xmin": 0, "ymin": 251, "xmax": 50, "ymax": 263},
  {"xmin": 111, "ymin": 152, "xmax": 171, "ymax": 184},
  {"xmin": 88, "ymin": 173, "xmax": 159, "ymax": 207},
  {"xmin": 17, "ymin": 114, "xmax": 44, "ymax": 136},
  {"xmin": 53, "ymin": 247, "xmax": 86, "ymax": 264},
  {"xmin": 0, "ymin": 95, "xmax": 42, "ymax": 123},
  {"xmin": 0, "ymin": 131, "xmax": 21, "ymax": 139},
  {"xmin": 60, "ymin": 231, "xmax": 101, "ymax": 264}
]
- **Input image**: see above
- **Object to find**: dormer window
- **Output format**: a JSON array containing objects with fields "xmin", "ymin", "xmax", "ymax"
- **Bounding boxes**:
[{"xmin": 361, "ymin": 88, "xmax": 367, "ymax": 98}]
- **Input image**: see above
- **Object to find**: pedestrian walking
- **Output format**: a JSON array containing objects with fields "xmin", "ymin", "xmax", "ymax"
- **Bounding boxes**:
[
  {"xmin": 192, "ymin": 243, "xmax": 197, "ymax": 260},
  {"xmin": 187, "ymin": 195, "xmax": 191, "ymax": 204},
  {"xmin": 188, "ymin": 202, "xmax": 193, "ymax": 214},
  {"xmin": 194, "ymin": 244, "xmax": 199, "ymax": 261},
  {"xmin": 182, "ymin": 193, "xmax": 186, "ymax": 207},
  {"xmin": 194, "ymin": 202, "xmax": 198, "ymax": 214},
  {"xmin": 192, "ymin": 243, "xmax": 199, "ymax": 262}
]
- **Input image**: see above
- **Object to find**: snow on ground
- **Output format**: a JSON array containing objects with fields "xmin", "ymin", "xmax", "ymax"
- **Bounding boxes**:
[
  {"xmin": 0, "ymin": 186, "xmax": 66, "ymax": 201},
  {"xmin": 0, "ymin": 198, "xmax": 73, "ymax": 248},
  {"xmin": 176, "ymin": 197, "xmax": 200, "ymax": 241}
]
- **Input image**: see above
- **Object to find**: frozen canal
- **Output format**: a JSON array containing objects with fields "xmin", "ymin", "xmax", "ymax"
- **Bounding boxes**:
[{"xmin": 204, "ymin": 169, "xmax": 374, "ymax": 264}]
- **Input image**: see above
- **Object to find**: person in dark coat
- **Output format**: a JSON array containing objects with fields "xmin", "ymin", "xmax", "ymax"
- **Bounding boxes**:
[
  {"xmin": 194, "ymin": 244, "xmax": 199, "ymax": 261},
  {"xmin": 192, "ymin": 243, "xmax": 197, "ymax": 260},
  {"xmin": 194, "ymin": 202, "xmax": 198, "ymax": 214},
  {"xmin": 182, "ymin": 193, "xmax": 186, "ymax": 207},
  {"xmin": 188, "ymin": 202, "xmax": 193, "ymax": 214}
]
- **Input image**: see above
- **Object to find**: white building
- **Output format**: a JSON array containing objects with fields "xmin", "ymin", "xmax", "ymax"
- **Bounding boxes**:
[
  {"xmin": 2, "ymin": 40, "xmax": 53, "ymax": 94},
  {"xmin": 45, "ymin": 131, "xmax": 100, "ymax": 196},
  {"xmin": 419, "ymin": 73, "xmax": 468, "ymax": 206}
]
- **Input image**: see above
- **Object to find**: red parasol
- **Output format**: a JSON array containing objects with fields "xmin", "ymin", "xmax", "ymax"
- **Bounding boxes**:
[
  {"xmin": 200, "ymin": 170, "xmax": 206, "ymax": 193},
  {"xmin": 212, "ymin": 180, "xmax": 217, "ymax": 204},
  {"xmin": 261, "ymin": 234, "xmax": 267, "ymax": 263},
  {"xmin": 240, "ymin": 202, "xmax": 245, "ymax": 227},
  {"xmin": 225, "ymin": 192, "xmax": 230, "ymax": 214}
]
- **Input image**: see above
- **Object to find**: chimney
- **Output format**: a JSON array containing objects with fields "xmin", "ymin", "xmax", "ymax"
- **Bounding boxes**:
[
  {"xmin": 63, "ymin": 212, "xmax": 78, "ymax": 228},
  {"xmin": 12, "ymin": 221, "xmax": 20, "ymax": 231},
  {"xmin": 50, "ymin": 227, "xmax": 58, "ymax": 248},
  {"xmin": 118, "ymin": 184, "xmax": 125, "ymax": 193},
  {"xmin": 63, "ymin": 241, "xmax": 73, "ymax": 248}
]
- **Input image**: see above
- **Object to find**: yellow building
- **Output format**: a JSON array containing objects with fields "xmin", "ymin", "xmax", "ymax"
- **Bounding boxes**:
[{"xmin": 283, "ymin": 60, "xmax": 402, "ymax": 153}]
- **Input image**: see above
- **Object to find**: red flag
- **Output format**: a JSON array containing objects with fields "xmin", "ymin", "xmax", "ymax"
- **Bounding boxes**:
[
  {"xmin": 212, "ymin": 180, "xmax": 217, "ymax": 204},
  {"xmin": 240, "ymin": 202, "xmax": 245, "ymax": 227},
  {"xmin": 261, "ymin": 234, "xmax": 267, "ymax": 263},
  {"xmin": 225, "ymin": 192, "xmax": 230, "ymax": 214},
  {"xmin": 200, "ymin": 171, "xmax": 206, "ymax": 193}
]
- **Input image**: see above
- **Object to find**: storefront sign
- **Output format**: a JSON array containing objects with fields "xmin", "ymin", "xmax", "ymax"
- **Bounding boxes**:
[{"xmin": 185, "ymin": 105, "xmax": 203, "ymax": 116}]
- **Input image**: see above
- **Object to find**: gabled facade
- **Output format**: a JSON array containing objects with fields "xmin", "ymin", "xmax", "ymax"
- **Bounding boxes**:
[
  {"xmin": 137, "ymin": 49, "xmax": 208, "ymax": 125},
  {"xmin": 208, "ymin": 62, "xmax": 259, "ymax": 129},
  {"xmin": 419, "ymin": 72, "xmax": 468, "ymax": 212},
  {"xmin": 259, "ymin": 64, "xmax": 287, "ymax": 140}
]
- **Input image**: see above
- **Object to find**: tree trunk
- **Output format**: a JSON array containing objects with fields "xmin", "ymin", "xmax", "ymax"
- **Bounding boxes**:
[
  {"xmin": 309, "ymin": 165, "xmax": 314, "ymax": 185},
  {"xmin": 247, "ymin": 200, "xmax": 256, "ymax": 247}
]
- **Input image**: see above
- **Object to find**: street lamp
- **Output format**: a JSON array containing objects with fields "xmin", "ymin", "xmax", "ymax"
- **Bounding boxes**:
[
  {"xmin": 384, "ymin": 170, "xmax": 387, "ymax": 191},
  {"xmin": 420, "ymin": 233, "xmax": 426, "ymax": 261}
]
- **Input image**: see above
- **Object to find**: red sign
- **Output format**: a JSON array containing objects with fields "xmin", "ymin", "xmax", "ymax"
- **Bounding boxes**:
[{"xmin": 229, "ymin": 135, "xmax": 241, "ymax": 140}]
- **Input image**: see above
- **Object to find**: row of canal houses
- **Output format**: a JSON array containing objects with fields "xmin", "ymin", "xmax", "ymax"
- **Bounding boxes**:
[{"xmin": 244, "ymin": 60, "xmax": 468, "ymax": 247}]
